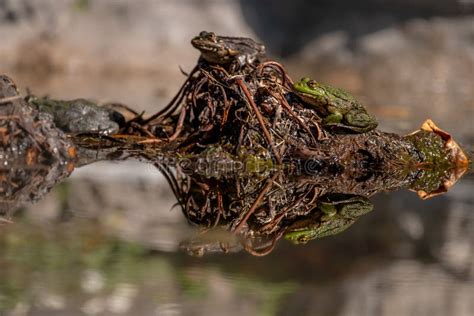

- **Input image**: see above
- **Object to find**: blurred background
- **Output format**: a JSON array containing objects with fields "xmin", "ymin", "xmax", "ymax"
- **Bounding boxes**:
[{"xmin": 0, "ymin": 0, "xmax": 473, "ymax": 315}]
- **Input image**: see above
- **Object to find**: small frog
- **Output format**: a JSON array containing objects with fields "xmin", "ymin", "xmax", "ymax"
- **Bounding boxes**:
[
  {"xmin": 293, "ymin": 77, "xmax": 378, "ymax": 133},
  {"xmin": 284, "ymin": 194, "xmax": 373, "ymax": 244},
  {"xmin": 191, "ymin": 31, "xmax": 266, "ymax": 67},
  {"xmin": 28, "ymin": 97, "xmax": 122, "ymax": 135}
]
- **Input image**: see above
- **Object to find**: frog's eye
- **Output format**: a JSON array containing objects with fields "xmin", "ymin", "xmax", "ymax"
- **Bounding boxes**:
[
  {"xmin": 297, "ymin": 235, "xmax": 310, "ymax": 244},
  {"xmin": 199, "ymin": 31, "xmax": 216, "ymax": 41},
  {"xmin": 208, "ymin": 32, "xmax": 217, "ymax": 41},
  {"xmin": 307, "ymin": 80, "xmax": 318, "ymax": 88}
]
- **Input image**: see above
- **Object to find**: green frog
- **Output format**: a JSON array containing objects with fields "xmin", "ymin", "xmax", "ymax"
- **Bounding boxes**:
[
  {"xmin": 293, "ymin": 77, "xmax": 378, "ymax": 133},
  {"xmin": 28, "ymin": 97, "xmax": 122, "ymax": 135},
  {"xmin": 191, "ymin": 31, "xmax": 266, "ymax": 67},
  {"xmin": 284, "ymin": 194, "xmax": 373, "ymax": 244}
]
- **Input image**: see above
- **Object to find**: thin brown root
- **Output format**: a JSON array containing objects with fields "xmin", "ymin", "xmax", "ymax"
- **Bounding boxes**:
[
  {"xmin": 167, "ymin": 105, "xmax": 187, "ymax": 142},
  {"xmin": 143, "ymin": 65, "xmax": 198, "ymax": 124},
  {"xmin": 234, "ymin": 172, "xmax": 278, "ymax": 232},
  {"xmin": 256, "ymin": 61, "xmax": 294, "ymax": 89},
  {"xmin": 130, "ymin": 122, "xmax": 156, "ymax": 138},
  {"xmin": 278, "ymin": 94, "xmax": 318, "ymax": 145},
  {"xmin": 236, "ymin": 79, "xmax": 282, "ymax": 164}
]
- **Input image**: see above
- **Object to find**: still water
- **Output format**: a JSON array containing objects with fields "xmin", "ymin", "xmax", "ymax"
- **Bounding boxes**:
[{"xmin": 0, "ymin": 159, "xmax": 472, "ymax": 316}]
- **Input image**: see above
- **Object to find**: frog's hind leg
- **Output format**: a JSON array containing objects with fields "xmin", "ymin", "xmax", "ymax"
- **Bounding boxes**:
[{"xmin": 324, "ymin": 112, "xmax": 344, "ymax": 124}]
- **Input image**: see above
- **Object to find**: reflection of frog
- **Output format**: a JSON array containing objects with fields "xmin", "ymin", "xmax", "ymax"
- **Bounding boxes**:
[
  {"xmin": 29, "ymin": 97, "xmax": 123, "ymax": 135},
  {"xmin": 191, "ymin": 31, "xmax": 266, "ymax": 66},
  {"xmin": 293, "ymin": 78, "xmax": 378, "ymax": 133},
  {"xmin": 284, "ymin": 194, "xmax": 373, "ymax": 244}
]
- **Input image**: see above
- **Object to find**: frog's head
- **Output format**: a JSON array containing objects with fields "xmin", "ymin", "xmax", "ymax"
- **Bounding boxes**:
[
  {"xmin": 191, "ymin": 31, "xmax": 237, "ymax": 64},
  {"xmin": 293, "ymin": 77, "xmax": 326, "ymax": 98},
  {"xmin": 292, "ymin": 78, "xmax": 330, "ymax": 108},
  {"xmin": 284, "ymin": 223, "xmax": 321, "ymax": 244}
]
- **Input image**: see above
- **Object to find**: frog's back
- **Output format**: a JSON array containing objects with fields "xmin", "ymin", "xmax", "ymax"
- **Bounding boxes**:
[
  {"xmin": 314, "ymin": 216, "xmax": 357, "ymax": 238},
  {"xmin": 320, "ymin": 83, "xmax": 358, "ymax": 104},
  {"xmin": 222, "ymin": 36, "xmax": 266, "ymax": 57}
]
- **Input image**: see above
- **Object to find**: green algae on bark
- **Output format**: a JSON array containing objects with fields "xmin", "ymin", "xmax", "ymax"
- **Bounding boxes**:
[{"xmin": 405, "ymin": 119, "xmax": 469, "ymax": 199}]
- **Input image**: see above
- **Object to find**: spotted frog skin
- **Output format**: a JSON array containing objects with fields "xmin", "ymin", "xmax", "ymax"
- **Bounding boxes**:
[
  {"xmin": 29, "ymin": 97, "xmax": 121, "ymax": 135},
  {"xmin": 191, "ymin": 31, "xmax": 266, "ymax": 66},
  {"xmin": 293, "ymin": 77, "xmax": 378, "ymax": 133},
  {"xmin": 284, "ymin": 194, "xmax": 373, "ymax": 244}
]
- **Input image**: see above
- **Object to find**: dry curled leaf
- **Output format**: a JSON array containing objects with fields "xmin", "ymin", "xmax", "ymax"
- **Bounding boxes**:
[{"xmin": 415, "ymin": 119, "xmax": 469, "ymax": 199}]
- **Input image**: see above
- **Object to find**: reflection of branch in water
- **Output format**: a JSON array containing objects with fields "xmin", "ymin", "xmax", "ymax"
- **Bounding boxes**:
[
  {"xmin": 0, "ymin": 27, "xmax": 469, "ymax": 256},
  {"xmin": 169, "ymin": 164, "xmax": 374, "ymax": 256},
  {"xmin": 234, "ymin": 172, "xmax": 279, "ymax": 233},
  {"xmin": 153, "ymin": 161, "xmax": 183, "ymax": 211}
]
